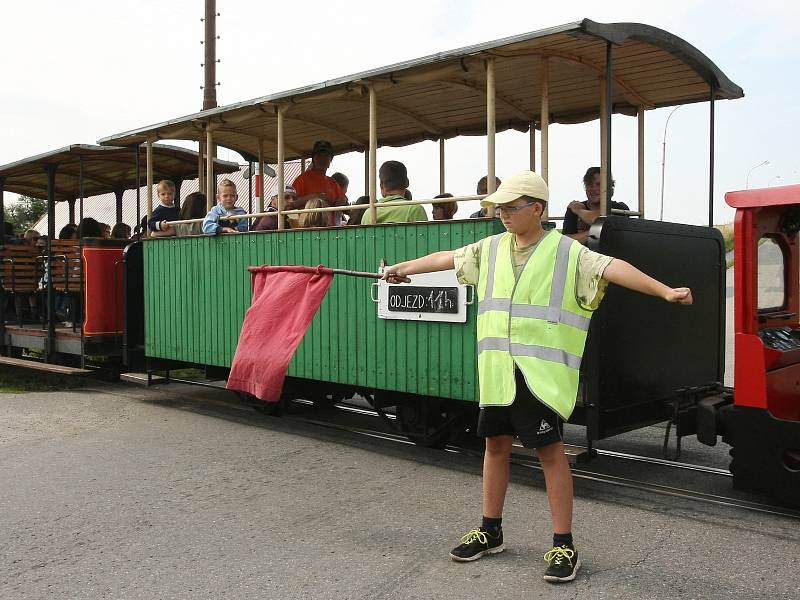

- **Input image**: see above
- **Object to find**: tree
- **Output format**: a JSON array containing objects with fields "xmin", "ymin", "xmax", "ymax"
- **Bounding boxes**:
[{"xmin": 4, "ymin": 196, "xmax": 48, "ymax": 234}]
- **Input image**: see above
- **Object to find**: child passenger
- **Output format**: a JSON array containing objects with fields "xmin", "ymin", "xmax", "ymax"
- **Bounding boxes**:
[
  {"xmin": 148, "ymin": 180, "xmax": 180, "ymax": 235},
  {"xmin": 383, "ymin": 171, "xmax": 693, "ymax": 584},
  {"xmin": 202, "ymin": 179, "xmax": 249, "ymax": 235}
]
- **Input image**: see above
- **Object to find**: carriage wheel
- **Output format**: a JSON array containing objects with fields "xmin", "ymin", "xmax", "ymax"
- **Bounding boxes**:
[
  {"xmin": 396, "ymin": 402, "xmax": 457, "ymax": 449},
  {"xmin": 236, "ymin": 391, "xmax": 285, "ymax": 417}
]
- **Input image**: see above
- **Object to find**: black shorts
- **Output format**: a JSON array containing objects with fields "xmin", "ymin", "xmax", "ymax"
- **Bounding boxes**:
[{"xmin": 477, "ymin": 368, "xmax": 564, "ymax": 449}]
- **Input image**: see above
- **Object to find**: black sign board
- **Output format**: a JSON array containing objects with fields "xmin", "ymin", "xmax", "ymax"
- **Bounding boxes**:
[{"xmin": 387, "ymin": 286, "xmax": 459, "ymax": 314}]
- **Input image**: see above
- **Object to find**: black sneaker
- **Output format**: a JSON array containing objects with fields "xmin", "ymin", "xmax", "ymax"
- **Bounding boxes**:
[
  {"xmin": 543, "ymin": 545, "xmax": 580, "ymax": 582},
  {"xmin": 449, "ymin": 527, "xmax": 504, "ymax": 562}
]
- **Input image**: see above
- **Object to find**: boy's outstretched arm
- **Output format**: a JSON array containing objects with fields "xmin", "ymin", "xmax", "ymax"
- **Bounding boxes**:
[
  {"xmin": 602, "ymin": 259, "xmax": 693, "ymax": 304},
  {"xmin": 383, "ymin": 250, "xmax": 456, "ymax": 283}
]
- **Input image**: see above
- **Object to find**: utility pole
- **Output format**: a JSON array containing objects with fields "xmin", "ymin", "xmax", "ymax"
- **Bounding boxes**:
[{"xmin": 202, "ymin": 0, "xmax": 218, "ymax": 110}]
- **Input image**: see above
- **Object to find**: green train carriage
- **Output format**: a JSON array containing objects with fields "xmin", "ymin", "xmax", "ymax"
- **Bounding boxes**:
[{"xmin": 105, "ymin": 20, "xmax": 739, "ymax": 449}]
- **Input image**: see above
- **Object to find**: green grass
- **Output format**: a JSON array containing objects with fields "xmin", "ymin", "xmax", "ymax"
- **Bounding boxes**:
[
  {"xmin": 152, "ymin": 368, "xmax": 208, "ymax": 381},
  {"xmin": 716, "ymin": 223, "xmax": 734, "ymax": 254},
  {"xmin": 0, "ymin": 365, "xmax": 85, "ymax": 393}
]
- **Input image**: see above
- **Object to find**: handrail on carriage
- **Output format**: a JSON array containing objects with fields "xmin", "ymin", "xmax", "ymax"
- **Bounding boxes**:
[
  {"xmin": 158, "ymin": 194, "xmax": 488, "ymax": 226},
  {"xmin": 157, "ymin": 197, "xmax": 641, "ymax": 227}
]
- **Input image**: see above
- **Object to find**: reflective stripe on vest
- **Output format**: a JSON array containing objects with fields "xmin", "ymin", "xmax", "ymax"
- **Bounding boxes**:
[{"xmin": 476, "ymin": 230, "xmax": 593, "ymax": 419}]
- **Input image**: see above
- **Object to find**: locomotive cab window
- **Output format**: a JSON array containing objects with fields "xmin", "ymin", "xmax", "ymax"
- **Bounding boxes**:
[{"xmin": 757, "ymin": 236, "xmax": 786, "ymax": 311}]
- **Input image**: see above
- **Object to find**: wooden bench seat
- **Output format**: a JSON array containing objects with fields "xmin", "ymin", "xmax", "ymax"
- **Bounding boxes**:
[
  {"xmin": 0, "ymin": 244, "xmax": 43, "ymax": 293},
  {"xmin": 48, "ymin": 240, "xmax": 82, "ymax": 293}
]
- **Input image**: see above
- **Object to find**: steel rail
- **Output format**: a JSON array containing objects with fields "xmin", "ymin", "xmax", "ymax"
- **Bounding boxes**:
[{"xmin": 278, "ymin": 400, "xmax": 800, "ymax": 520}]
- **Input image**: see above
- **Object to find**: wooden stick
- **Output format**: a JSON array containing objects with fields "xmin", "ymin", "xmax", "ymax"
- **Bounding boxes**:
[{"xmin": 329, "ymin": 268, "xmax": 383, "ymax": 279}]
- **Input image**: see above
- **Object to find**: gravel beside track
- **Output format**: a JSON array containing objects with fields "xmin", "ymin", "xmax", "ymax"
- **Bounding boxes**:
[{"xmin": 1, "ymin": 381, "xmax": 798, "ymax": 599}]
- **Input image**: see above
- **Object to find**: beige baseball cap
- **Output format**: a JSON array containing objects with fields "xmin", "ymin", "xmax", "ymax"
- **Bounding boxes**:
[{"xmin": 480, "ymin": 170, "xmax": 549, "ymax": 207}]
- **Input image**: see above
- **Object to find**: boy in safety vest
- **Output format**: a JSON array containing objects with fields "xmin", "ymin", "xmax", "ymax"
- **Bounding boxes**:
[{"xmin": 383, "ymin": 171, "xmax": 692, "ymax": 583}]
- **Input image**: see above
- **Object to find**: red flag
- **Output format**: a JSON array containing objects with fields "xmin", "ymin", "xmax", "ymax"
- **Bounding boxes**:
[{"xmin": 226, "ymin": 265, "xmax": 334, "ymax": 402}]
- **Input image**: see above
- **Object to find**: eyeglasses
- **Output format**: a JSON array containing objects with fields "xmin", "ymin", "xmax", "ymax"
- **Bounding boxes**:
[{"xmin": 495, "ymin": 201, "xmax": 538, "ymax": 216}]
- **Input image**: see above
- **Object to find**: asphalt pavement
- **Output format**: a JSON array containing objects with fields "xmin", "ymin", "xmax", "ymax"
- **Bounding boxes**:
[{"xmin": 2, "ymin": 380, "xmax": 798, "ymax": 600}]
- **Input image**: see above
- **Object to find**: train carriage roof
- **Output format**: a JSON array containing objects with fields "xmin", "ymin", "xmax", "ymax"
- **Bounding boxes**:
[
  {"xmin": 98, "ymin": 19, "xmax": 743, "ymax": 162},
  {"xmin": 0, "ymin": 144, "xmax": 240, "ymax": 202}
]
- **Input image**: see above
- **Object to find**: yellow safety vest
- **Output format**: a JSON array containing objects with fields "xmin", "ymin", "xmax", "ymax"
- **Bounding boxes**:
[{"xmin": 476, "ymin": 230, "xmax": 594, "ymax": 420}]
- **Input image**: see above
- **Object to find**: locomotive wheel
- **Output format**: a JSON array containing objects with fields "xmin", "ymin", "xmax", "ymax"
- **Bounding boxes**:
[{"xmin": 236, "ymin": 391, "xmax": 285, "ymax": 417}]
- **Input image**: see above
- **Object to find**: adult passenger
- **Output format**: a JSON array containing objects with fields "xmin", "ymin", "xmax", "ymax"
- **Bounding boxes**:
[
  {"xmin": 111, "ymin": 223, "xmax": 132, "ymax": 240},
  {"xmin": 23, "ymin": 229, "xmax": 41, "ymax": 245},
  {"xmin": 3, "ymin": 222, "xmax": 18, "ymax": 244},
  {"xmin": 432, "ymin": 193, "xmax": 457, "ymax": 221},
  {"xmin": 252, "ymin": 186, "xmax": 298, "ymax": 231},
  {"xmin": 469, "ymin": 176, "xmax": 502, "ymax": 218},
  {"xmin": 292, "ymin": 140, "xmax": 348, "ymax": 226},
  {"xmin": 78, "ymin": 218, "xmax": 103, "ymax": 238},
  {"xmin": 347, "ymin": 195, "xmax": 370, "ymax": 226},
  {"xmin": 359, "ymin": 161, "xmax": 427, "ymax": 225},
  {"xmin": 172, "ymin": 192, "xmax": 207, "ymax": 236},
  {"xmin": 382, "ymin": 171, "xmax": 693, "ymax": 584},
  {"xmin": 99, "ymin": 223, "xmax": 112, "ymax": 239},
  {"xmin": 58, "ymin": 224, "xmax": 78, "ymax": 240},
  {"xmin": 562, "ymin": 167, "xmax": 630, "ymax": 243}
]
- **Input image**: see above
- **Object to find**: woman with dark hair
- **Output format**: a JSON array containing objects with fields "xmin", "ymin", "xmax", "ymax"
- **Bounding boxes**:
[
  {"xmin": 78, "ymin": 217, "xmax": 103, "ymax": 238},
  {"xmin": 111, "ymin": 223, "xmax": 132, "ymax": 239},
  {"xmin": 347, "ymin": 195, "xmax": 371, "ymax": 226},
  {"xmin": 562, "ymin": 167, "xmax": 630, "ymax": 243},
  {"xmin": 432, "ymin": 193, "xmax": 458, "ymax": 220},
  {"xmin": 58, "ymin": 223, "xmax": 78, "ymax": 240},
  {"xmin": 173, "ymin": 192, "xmax": 207, "ymax": 236}
]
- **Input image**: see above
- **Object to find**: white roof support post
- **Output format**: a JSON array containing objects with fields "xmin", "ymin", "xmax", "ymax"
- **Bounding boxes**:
[
  {"xmin": 599, "ymin": 76, "xmax": 608, "ymax": 215},
  {"xmin": 257, "ymin": 137, "xmax": 265, "ymax": 213},
  {"xmin": 601, "ymin": 41, "xmax": 614, "ymax": 217},
  {"xmin": 529, "ymin": 122, "xmax": 536, "ymax": 172},
  {"xmin": 146, "ymin": 138, "xmax": 154, "ymax": 225},
  {"xmin": 439, "ymin": 138, "xmax": 446, "ymax": 195},
  {"xmin": 368, "ymin": 84, "xmax": 378, "ymax": 225},
  {"xmin": 206, "ymin": 126, "xmax": 215, "ymax": 210},
  {"xmin": 638, "ymin": 107, "xmax": 645, "ymax": 218},
  {"xmin": 198, "ymin": 137, "xmax": 206, "ymax": 197},
  {"xmin": 486, "ymin": 57, "xmax": 497, "ymax": 197},
  {"xmin": 540, "ymin": 57, "xmax": 549, "ymax": 219},
  {"xmin": 276, "ymin": 105, "xmax": 286, "ymax": 231}
]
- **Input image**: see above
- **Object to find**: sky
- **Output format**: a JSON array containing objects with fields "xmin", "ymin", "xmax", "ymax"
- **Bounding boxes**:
[{"xmin": 1, "ymin": 0, "xmax": 799, "ymax": 225}]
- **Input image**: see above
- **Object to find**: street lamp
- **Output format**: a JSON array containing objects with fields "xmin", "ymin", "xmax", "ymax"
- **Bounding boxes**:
[
  {"xmin": 659, "ymin": 106, "xmax": 683, "ymax": 221},
  {"xmin": 746, "ymin": 160, "xmax": 769, "ymax": 189},
  {"xmin": 768, "ymin": 175, "xmax": 781, "ymax": 187}
]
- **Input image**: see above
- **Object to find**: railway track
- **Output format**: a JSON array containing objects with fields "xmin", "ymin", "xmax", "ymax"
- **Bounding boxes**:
[
  {"xmin": 151, "ymin": 380, "xmax": 799, "ymax": 520},
  {"xmin": 281, "ymin": 399, "xmax": 800, "ymax": 521}
]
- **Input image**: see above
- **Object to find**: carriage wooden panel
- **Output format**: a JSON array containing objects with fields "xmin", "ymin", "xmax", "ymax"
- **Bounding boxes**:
[
  {"xmin": 143, "ymin": 220, "xmax": 502, "ymax": 401},
  {"xmin": 48, "ymin": 240, "xmax": 81, "ymax": 293},
  {"xmin": 0, "ymin": 245, "xmax": 42, "ymax": 293}
]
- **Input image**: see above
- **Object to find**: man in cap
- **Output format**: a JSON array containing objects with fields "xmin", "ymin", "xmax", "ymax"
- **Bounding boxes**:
[
  {"xmin": 252, "ymin": 185, "xmax": 299, "ymax": 231},
  {"xmin": 292, "ymin": 140, "xmax": 348, "ymax": 226},
  {"xmin": 383, "ymin": 171, "xmax": 692, "ymax": 583}
]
